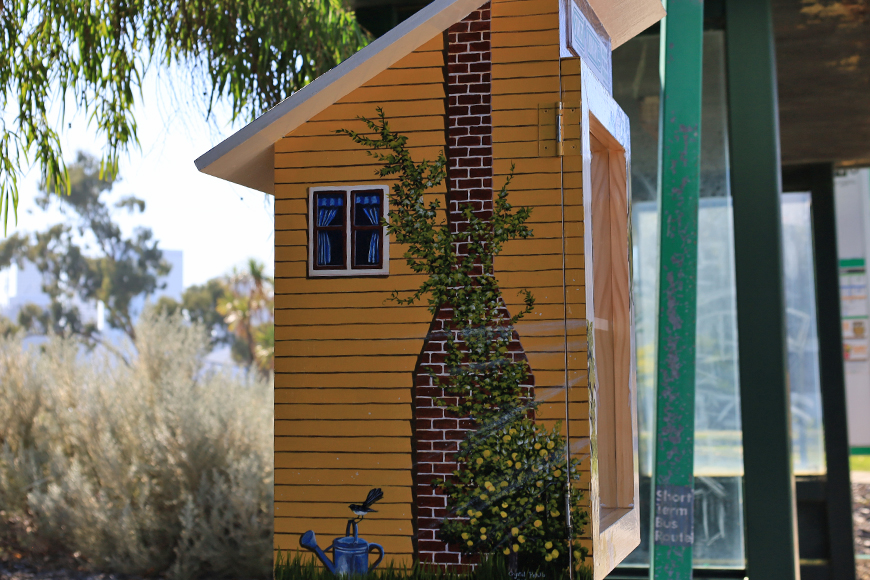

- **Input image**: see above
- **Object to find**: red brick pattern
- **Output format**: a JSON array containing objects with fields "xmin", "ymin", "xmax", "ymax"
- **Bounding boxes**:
[
  {"xmin": 446, "ymin": 3, "xmax": 494, "ymax": 231},
  {"xmin": 413, "ymin": 4, "xmax": 534, "ymax": 567}
]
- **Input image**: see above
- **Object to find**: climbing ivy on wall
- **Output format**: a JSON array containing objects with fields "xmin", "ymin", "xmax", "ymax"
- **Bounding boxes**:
[{"xmin": 340, "ymin": 109, "xmax": 589, "ymax": 573}]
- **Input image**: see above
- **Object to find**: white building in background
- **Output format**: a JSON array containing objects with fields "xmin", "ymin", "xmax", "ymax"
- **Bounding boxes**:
[
  {"xmin": 834, "ymin": 168, "xmax": 870, "ymax": 451},
  {"xmin": 0, "ymin": 250, "xmax": 184, "ymax": 334}
]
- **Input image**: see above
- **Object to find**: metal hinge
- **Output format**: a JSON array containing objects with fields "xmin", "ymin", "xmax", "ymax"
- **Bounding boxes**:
[{"xmin": 538, "ymin": 102, "xmax": 580, "ymax": 157}]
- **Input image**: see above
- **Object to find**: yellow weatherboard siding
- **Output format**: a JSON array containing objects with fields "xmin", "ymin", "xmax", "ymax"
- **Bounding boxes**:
[
  {"xmin": 274, "ymin": 0, "xmax": 594, "ymax": 567},
  {"xmin": 274, "ymin": 33, "xmax": 445, "ymax": 565}
]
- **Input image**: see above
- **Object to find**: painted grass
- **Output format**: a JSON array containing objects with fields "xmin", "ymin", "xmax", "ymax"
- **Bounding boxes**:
[{"xmin": 274, "ymin": 552, "xmax": 593, "ymax": 580}]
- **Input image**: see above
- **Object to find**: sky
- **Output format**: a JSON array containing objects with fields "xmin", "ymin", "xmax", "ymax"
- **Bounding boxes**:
[{"xmin": 10, "ymin": 65, "xmax": 275, "ymax": 290}]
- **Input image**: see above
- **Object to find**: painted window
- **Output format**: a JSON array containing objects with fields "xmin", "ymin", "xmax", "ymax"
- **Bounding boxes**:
[{"xmin": 309, "ymin": 186, "xmax": 389, "ymax": 277}]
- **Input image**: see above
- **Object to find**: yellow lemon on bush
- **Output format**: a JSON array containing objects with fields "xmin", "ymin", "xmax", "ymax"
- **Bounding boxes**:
[
  {"xmin": 467, "ymin": 540, "xmax": 473, "ymax": 546},
  {"xmin": 574, "ymin": 551, "xmax": 582, "ymax": 560},
  {"xmin": 467, "ymin": 509, "xmax": 474, "ymax": 516},
  {"xmin": 483, "ymin": 450, "xmax": 491, "ymax": 458},
  {"xmin": 503, "ymin": 435, "xmax": 511, "ymax": 442},
  {"xmin": 539, "ymin": 449, "xmax": 547, "ymax": 457},
  {"xmin": 536, "ymin": 481, "xmax": 543, "ymax": 487},
  {"xmin": 534, "ymin": 520, "xmax": 542, "ymax": 528},
  {"xmin": 512, "ymin": 452, "xmax": 518, "ymax": 460},
  {"xmin": 503, "ymin": 548, "xmax": 511, "ymax": 556},
  {"xmin": 509, "ymin": 428, "xmax": 517, "ymax": 435},
  {"xmin": 500, "ymin": 511, "xmax": 507, "ymax": 518},
  {"xmin": 547, "ymin": 441, "xmax": 555, "ymax": 449},
  {"xmin": 513, "ymin": 544, "xmax": 519, "ymax": 552},
  {"xmin": 518, "ymin": 535, "xmax": 526, "ymax": 543},
  {"xmin": 511, "ymin": 527, "xmax": 519, "ymax": 536},
  {"xmin": 462, "ymin": 533, "xmax": 469, "ymax": 540},
  {"xmin": 471, "ymin": 518, "xmax": 478, "ymax": 525},
  {"xmin": 545, "ymin": 542, "xmax": 553, "ymax": 549},
  {"xmin": 480, "ymin": 534, "xmax": 487, "ymax": 540},
  {"xmin": 506, "ymin": 460, "xmax": 513, "ymax": 467},
  {"xmin": 480, "ymin": 527, "xmax": 487, "ymax": 533},
  {"xmin": 534, "ymin": 443, "xmax": 541, "ymax": 450},
  {"xmin": 545, "ymin": 556, "xmax": 552, "ymax": 562},
  {"xmin": 553, "ymin": 470, "xmax": 561, "ymax": 478},
  {"xmin": 476, "ymin": 457, "xmax": 483, "ymax": 465},
  {"xmin": 550, "ymin": 510, "xmax": 559, "ymax": 517},
  {"xmin": 500, "ymin": 481, "xmax": 509, "ymax": 487},
  {"xmin": 536, "ymin": 505, "xmax": 544, "ymax": 512},
  {"xmin": 515, "ymin": 462, "xmax": 522, "ymax": 469},
  {"xmin": 552, "ymin": 549, "xmax": 559, "ymax": 558}
]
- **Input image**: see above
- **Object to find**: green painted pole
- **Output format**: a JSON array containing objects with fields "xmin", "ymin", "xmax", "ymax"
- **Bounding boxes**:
[
  {"xmin": 725, "ymin": 1, "xmax": 799, "ymax": 579},
  {"xmin": 650, "ymin": 1, "xmax": 703, "ymax": 579}
]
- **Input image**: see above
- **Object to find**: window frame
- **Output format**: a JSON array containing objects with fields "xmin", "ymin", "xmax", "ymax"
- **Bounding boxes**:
[{"xmin": 308, "ymin": 185, "xmax": 390, "ymax": 277}]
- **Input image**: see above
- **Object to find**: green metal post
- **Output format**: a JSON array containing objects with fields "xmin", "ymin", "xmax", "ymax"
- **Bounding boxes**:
[
  {"xmin": 725, "ymin": 1, "xmax": 800, "ymax": 579},
  {"xmin": 650, "ymin": 1, "xmax": 703, "ymax": 578}
]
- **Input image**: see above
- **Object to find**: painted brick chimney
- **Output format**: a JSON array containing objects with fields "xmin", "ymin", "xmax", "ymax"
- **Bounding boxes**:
[{"xmin": 413, "ymin": 3, "xmax": 535, "ymax": 567}]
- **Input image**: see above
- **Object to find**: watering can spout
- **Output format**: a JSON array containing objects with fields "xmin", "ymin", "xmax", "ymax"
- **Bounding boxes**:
[{"xmin": 300, "ymin": 530, "xmax": 336, "ymax": 575}]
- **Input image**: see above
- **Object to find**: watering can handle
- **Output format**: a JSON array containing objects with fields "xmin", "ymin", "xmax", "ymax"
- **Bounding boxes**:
[{"xmin": 368, "ymin": 543, "xmax": 385, "ymax": 570}]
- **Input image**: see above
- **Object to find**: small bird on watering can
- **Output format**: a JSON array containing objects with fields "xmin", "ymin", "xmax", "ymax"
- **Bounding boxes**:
[{"xmin": 348, "ymin": 488, "xmax": 383, "ymax": 522}]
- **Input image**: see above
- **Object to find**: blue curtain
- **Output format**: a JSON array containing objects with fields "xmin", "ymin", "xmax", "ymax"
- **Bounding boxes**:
[
  {"xmin": 317, "ymin": 194, "xmax": 343, "ymax": 265},
  {"xmin": 356, "ymin": 194, "xmax": 381, "ymax": 264}
]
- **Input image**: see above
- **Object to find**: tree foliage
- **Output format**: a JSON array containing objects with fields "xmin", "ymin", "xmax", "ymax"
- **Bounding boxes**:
[
  {"xmin": 158, "ymin": 259, "xmax": 274, "ymax": 376},
  {"xmin": 0, "ymin": 0, "xmax": 370, "ymax": 230},
  {"xmin": 0, "ymin": 151, "xmax": 168, "ymax": 344},
  {"xmin": 342, "ymin": 111, "xmax": 589, "ymax": 573}
]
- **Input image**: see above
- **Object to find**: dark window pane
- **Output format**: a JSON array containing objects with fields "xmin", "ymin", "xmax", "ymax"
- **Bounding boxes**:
[
  {"xmin": 354, "ymin": 192, "xmax": 382, "ymax": 226},
  {"xmin": 317, "ymin": 230, "xmax": 344, "ymax": 267},
  {"xmin": 354, "ymin": 230, "xmax": 381, "ymax": 267},
  {"xmin": 316, "ymin": 193, "xmax": 345, "ymax": 227}
]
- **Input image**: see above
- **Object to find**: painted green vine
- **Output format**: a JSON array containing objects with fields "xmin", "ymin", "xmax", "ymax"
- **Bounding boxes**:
[{"xmin": 340, "ymin": 109, "xmax": 589, "ymax": 574}]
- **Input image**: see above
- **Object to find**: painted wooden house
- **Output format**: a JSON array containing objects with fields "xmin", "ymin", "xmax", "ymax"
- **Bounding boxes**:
[{"xmin": 195, "ymin": 0, "xmax": 663, "ymax": 576}]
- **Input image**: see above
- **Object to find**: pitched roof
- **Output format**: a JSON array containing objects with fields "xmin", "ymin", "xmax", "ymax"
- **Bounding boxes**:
[{"xmin": 195, "ymin": 0, "xmax": 664, "ymax": 194}]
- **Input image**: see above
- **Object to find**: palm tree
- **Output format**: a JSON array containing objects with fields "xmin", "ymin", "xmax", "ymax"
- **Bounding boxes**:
[{"xmin": 218, "ymin": 259, "xmax": 274, "ymax": 376}]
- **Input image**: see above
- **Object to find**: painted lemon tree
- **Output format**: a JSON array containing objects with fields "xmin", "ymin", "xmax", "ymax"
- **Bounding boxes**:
[{"xmin": 341, "ymin": 110, "xmax": 591, "ymax": 577}]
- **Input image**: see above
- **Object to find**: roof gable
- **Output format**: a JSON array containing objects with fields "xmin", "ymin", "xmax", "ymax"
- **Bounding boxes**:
[{"xmin": 195, "ymin": 0, "xmax": 663, "ymax": 194}]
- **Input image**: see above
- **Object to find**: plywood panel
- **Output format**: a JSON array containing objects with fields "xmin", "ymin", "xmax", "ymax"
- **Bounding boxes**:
[
  {"xmin": 276, "ymin": 502, "xmax": 413, "ymax": 520},
  {"xmin": 275, "ymin": 403, "xmax": 412, "ymax": 421},
  {"xmin": 275, "ymin": 452, "xmax": 412, "ymax": 470},
  {"xmin": 275, "ymin": 388, "xmax": 412, "ymax": 404},
  {"xmin": 492, "ymin": 13, "xmax": 557, "ymax": 32},
  {"xmin": 275, "ymin": 437, "xmax": 411, "ymax": 454},
  {"xmin": 275, "ymin": 468, "xmax": 413, "ymax": 487},
  {"xmin": 275, "ymin": 420, "xmax": 411, "ymax": 438}
]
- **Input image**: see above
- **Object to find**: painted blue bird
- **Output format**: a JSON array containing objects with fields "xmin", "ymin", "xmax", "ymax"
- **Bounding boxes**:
[{"xmin": 349, "ymin": 488, "xmax": 384, "ymax": 522}]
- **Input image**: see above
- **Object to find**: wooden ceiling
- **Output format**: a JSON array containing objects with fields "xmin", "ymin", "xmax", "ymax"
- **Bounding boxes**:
[{"xmin": 774, "ymin": 0, "xmax": 870, "ymax": 167}]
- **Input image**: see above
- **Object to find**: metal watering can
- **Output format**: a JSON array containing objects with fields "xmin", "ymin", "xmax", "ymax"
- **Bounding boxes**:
[{"xmin": 300, "ymin": 521, "xmax": 385, "ymax": 576}]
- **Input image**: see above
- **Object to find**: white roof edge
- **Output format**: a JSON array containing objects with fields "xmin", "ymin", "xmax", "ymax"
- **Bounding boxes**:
[
  {"xmin": 195, "ymin": 0, "xmax": 486, "ymax": 194},
  {"xmin": 588, "ymin": 0, "xmax": 665, "ymax": 49}
]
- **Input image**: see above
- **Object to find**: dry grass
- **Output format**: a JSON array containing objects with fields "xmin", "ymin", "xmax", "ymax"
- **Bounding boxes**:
[{"xmin": 0, "ymin": 310, "xmax": 273, "ymax": 579}]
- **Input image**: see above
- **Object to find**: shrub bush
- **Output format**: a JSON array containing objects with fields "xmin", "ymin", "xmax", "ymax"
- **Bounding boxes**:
[{"xmin": 0, "ymin": 309, "xmax": 273, "ymax": 579}]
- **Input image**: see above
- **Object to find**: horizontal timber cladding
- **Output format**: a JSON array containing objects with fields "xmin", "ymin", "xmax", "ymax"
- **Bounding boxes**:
[
  {"xmin": 491, "ymin": 0, "xmax": 595, "ymax": 561},
  {"xmin": 273, "ymin": 31, "xmax": 447, "ymax": 562}
]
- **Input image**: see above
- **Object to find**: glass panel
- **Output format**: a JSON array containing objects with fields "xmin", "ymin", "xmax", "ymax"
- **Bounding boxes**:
[
  {"xmin": 781, "ymin": 193, "xmax": 826, "ymax": 475},
  {"xmin": 316, "ymin": 230, "xmax": 344, "ymax": 267},
  {"xmin": 317, "ymin": 192, "xmax": 345, "ymax": 227},
  {"xmin": 354, "ymin": 230, "xmax": 381, "ymax": 267},
  {"xmin": 613, "ymin": 30, "xmax": 746, "ymax": 569},
  {"xmin": 354, "ymin": 192, "xmax": 382, "ymax": 226}
]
